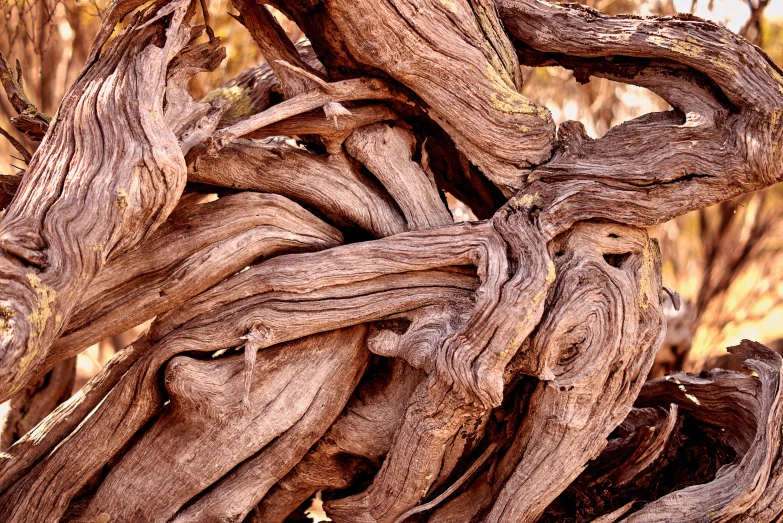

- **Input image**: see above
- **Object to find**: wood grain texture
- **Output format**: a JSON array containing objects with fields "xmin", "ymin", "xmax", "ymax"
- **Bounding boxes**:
[
  {"xmin": 484, "ymin": 224, "xmax": 665, "ymax": 523},
  {"xmin": 323, "ymin": 0, "xmax": 555, "ymax": 191},
  {"xmin": 85, "ymin": 327, "xmax": 370, "ymax": 523},
  {"xmin": 0, "ymin": 1, "xmax": 195, "ymax": 399},
  {"xmin": 0, "ymin": 356, "xmax": 75, "ymax": 450},
  {"xmin": 0, "ymin": 336, "xmax": 150, "ymax": 494},
  {"xmin": 231, "ymin": 0, "xmax": 324, "ymax": 98},
  {"xmin": 254, "ymin": 359, "xmax": 425, "ymax": 522},
  {"xmin": 3, "ymin": 0, "xmax": 783, "ymax": 521},
  {"xmin": 189, "ymin": 139, "xmax": 408, "ymax": 238},
  {"xmin": 345, "ymin": 123, "xmax": 453, "ymax": 230},
  {"xmin": 45, "ymin": 191, "xmax": 342, "ymax": 370},
  {"xmin": 497, "ymin": 0, "xmax": 783, "ymax": 238},
  {"xmin": 623, "ymin": 341, "xmax": 783, "ymax": 522}
]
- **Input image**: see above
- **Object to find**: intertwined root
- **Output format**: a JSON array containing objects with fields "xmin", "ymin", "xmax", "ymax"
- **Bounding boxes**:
[{"xmin": 2, "ymin": 0, "xmax": 783, "ymax": 521}]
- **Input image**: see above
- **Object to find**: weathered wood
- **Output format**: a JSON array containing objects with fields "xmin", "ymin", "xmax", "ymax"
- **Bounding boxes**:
[
  {"xmin": 202, "ymin": 76, "xmax": 417, "ymax": 155},
  {"xmin": 83, "ymin": 327, "xmax": 370, "ymax": 523},
  {"xmin": 0, "ymin": 51, "xmax": 49, "ymax": 140},
  {"xmin": 623, "ymin": 341, "xmax": 783, "ymax": 521},
  {"xmin": 0, "ymin": 356, "xmax": 75, "ymax": 450},
  {"xmin": 45, "ymin": 191, "xmax": 342, "ymax": 370},
  {"xmin": 0, "ymin": 336, "xmax": 150, "ymax": 494},
  {"xmin": 189, "ymin": 139, "xmax": 408, "ymax": 237},
  {"xmin": 254, "ymin": 359, "xmax": 424, "ymax": 522},
  {"xmin": 231, "ymin": 0, "xmax": 324, "ymax": 98},
  {"xmin": 165, "ymin": 37, "xmax": 230, "ymax": 155},
  {"xmin": 245, "ymin": 104, "xmax": 398, "ymax": 147},
  {"xmin": 344, "ymin": 123, "xmax": 452, "ymax": 230},
  {"xmin": 0, "ymin": 0, "xmax": 196, "ymax": 399},
  {"xmin": 497, "ymin": 0, "xmax": 783, "ymax": 238},
  {"xmin": 539, "ymin": 340, "xmax": 783, "ymax": 522},
  {"xmin": 201, "ymin": 40, "xmax": 326, "ymax": 122},
  {"xmin": 322, "ymin": 0, "xmax": 555, "ymax": 192},
  {"xmin": 326, "ymin": 205, "xmax": 553, "ymax": 522},
  {"xmin": 171, "ymin": 329, "xmax": 378, "ymax": 523},
  {"xmin": 0, "ymin": 262, "xmax": 476, "ymax": 522},
  {"xmin": 3, "ymin": 0, "xmax": 783, "ymax": 521}
]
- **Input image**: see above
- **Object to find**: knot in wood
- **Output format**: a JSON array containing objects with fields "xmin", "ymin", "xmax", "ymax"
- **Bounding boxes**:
[{"xmin": 241, "ymin": 324, "xmax": 272, "ymax": 350}]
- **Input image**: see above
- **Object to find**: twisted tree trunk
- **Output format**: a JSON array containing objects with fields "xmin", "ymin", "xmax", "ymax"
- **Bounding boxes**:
[{"xmin": 1, "ymin": 0, "xmax": 783, "ymax": 521}]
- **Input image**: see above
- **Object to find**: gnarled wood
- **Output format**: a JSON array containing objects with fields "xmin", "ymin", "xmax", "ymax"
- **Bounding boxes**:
[
  {"xmin": 189, "ymin": 139, "xmax": 408, "ymax": 237},
  {"xmin": 322, "ymin": 0, "xmax": 555, "ymax": 192},
  {"xmin": 345, "ymin": 123, "xmax": 452, "ymax": 230},
  {"xmin": 0, "ymin": 1, "xmax": 196, "ymax": 399},
  {"xmin": 45, "ymin": 191, "xmax": 342, "ymax": 370},
  {"xmin": 497, "ymin": 0, "xmax": 783, "ymax": 238},
  {"xmin": 3, "ymin": 0, "xmax": 783, "ymax": 521},
  {"xmin": 231, "ymin": 0, "xmax": 324, "ymax": 98},
  {"xmin": 0, "ymin": 335, "xmax": 150, "ymax": 494},
  {"xmin": 0, "ymin": 356, "xmax": 75, "ymax": 450},
  {"xmin": 254, "ymin": 359, "xmax": 424, "ymax": 522},
  {"xmin": 83, "ymin": 327, "xmax": 370, "ymax": 523}
]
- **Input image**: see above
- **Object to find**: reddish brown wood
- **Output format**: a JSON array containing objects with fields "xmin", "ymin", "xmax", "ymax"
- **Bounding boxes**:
[{"xmin": 1, "ymin": 0, "xmax": 783, "ymax": 521}]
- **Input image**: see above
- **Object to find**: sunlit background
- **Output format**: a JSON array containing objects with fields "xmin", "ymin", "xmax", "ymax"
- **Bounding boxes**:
[{"xmin": 1, "ymin": 0, "xmax": 782, "ymax": 448}]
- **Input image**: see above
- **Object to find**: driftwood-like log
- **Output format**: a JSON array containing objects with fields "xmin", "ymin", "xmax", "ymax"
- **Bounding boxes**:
[
  {"xmin": 3, "ymin": 0, "xmax": 783, "ymax": 521},
  {"xmin": 0, "ymin": 1, "xmax": 197, "ymax": 399}
]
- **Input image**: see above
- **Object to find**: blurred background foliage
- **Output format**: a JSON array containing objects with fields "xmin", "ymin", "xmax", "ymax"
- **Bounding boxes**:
[{"xmin": 0, "ymin": 0, "xmax": 782, "ymax": 386}]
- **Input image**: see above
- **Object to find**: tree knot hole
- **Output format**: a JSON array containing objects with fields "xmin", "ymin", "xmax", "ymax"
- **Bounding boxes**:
[{"xmin": 603, "ymin": 252, "xmax": 631, "ymax": 268}]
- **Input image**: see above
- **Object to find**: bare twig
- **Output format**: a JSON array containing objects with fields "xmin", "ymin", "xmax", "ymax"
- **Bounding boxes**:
[
  {"xmin": 0, "ymin": 51, "xmax": 49, "ymax": 140},
  {"xmin": 0, "ymin": 127, "xmax": 32, "ymax": 164},
  {"xmin": 201, "ymin": 76, "xmax": 416, "ymax": 155}
]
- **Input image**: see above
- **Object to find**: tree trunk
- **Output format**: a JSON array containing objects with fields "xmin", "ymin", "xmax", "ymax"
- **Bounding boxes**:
[{"xmin": 1, "ymin": 0, "xmax": 783, "ymax": 521}]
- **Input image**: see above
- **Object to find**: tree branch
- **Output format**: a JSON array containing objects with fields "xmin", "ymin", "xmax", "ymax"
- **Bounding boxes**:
[
  {"xmin": 0, "ymin": 0, "xmax": 200, "ymax": 399},
  {"xmin": 495, "ymin": 0, "xmax": 783, "ymax": 239}
]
